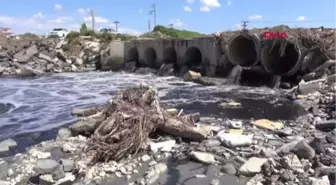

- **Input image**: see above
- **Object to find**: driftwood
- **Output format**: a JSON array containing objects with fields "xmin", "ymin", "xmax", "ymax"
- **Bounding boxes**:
[
  {"xmin": 158, "ymin": 118, "xmax": 212, "ymax": 141},
  {"xmin": 84, "ymin": 85, "xmax": 211, "ymax": 164}
]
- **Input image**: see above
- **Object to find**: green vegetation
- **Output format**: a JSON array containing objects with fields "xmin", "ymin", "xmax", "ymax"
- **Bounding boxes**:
[
  {"xmin": 271, "ymin": 25, "xmax": 290, "ymax": 31},
  {"xmin": 65, "ymin": 23, "xmax": 136, "ymax": 44},
  {"xmin": 79, "ymin": 23, "xmax": 88, "ymax": 34},
  {"xmin": 21, "ymin": 32, "xmax": 40, "ymax": 39},
  {"xmin": 141, "ymin": 25, "xmax": 204, "ymax": 39},
  {"xmin": 139, "ymin": 31, "xmax": 170, "ymax": 39}
]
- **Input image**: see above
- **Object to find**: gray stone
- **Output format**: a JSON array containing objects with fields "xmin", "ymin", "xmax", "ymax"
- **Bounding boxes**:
[
  {"xmin": 71, "ymin": 107, "xmax": 98, "ymax": 117},
  {"xmin": 0, "ymin": 181, "xmax": 11, "ymax": 185},
  {"xmin": 61, "ymin": 159, "xmax": 74, "ymax": 172},
  {"xmin": 145, "ymin": 163, "xmax": 167, "ymax": 179},
  {"xmin": 309, "ymin": 136, "xmax": 326, "ymax": 154},
  {"xmin": 279, "ymin": 171, "xmax": 295, "ymax": 182},
  {"xmin": 204, "ymin": 139, "xmax": 221, "ymax": 147},
  {"xmin": 56, "ymin": 128, "xmax": 72, "ymax": 141},
  {"xmin": 146, "ymin": 174, "xmax": 159, "ymax": 185},
  {"xmin": 281, "ymin": 154, "xmax": 304, "ymax": 173},
  {"xmin": 16, "ymin": 66, "xmax": 42, "ymax": 77},
  {"xmin": 0, "ymin": 160, "xmax": 8, "ymax": 179},
  {"xmin": 33, "ymin": 159, "xmax": 60, "ymax": 174},
  {"xmin": 141, "ymin": 154, "xmax": 151, "ymax": 162},
  {"xmin": 245, "ymin": 174, "xmax": 264, "ymax": 185},
  {"xmin": 14, "ymin": 45, "xmax": 38, "ymax": 63},
  {"xmin": 0, "ymin": 139, "xmax": 17, "ymax": 148},
  {"xmin": 69, "ymin": 119, "xmax": 99, "ymax": 136},
  {"xmin": 0, "ymin": 145, "xmax": 9, "ymax": 153},
  {"xmin": 52, "ymin": 165, "xmax": 65, "ymax": 180},
  {"xmin": 293, "ymin": 141, "xmax": 316, "ymax": 159},
  {"xmin": 71, "ymin": 64, "xmax": 77, "ymax": 71},
  {"xmin": 39, "ymin": 174, "xmax": 54, "ymax": 185},
  {"xmin": 221, "ymin": 163, "xmax": 236, "ymax": 175},
  {"xmin": 54, "ymin": 173, "xmax": 76, "ymax": 185},
  {"xmin": 7, "ymin": 169, "xmax": 13, "ymax": 176},
  {"xmin": 309, "ymin": 176, "xmax": 330, "ymax": 185},
  {"xmin": 239, "ymin": 157, "xmax": 268, "ymax": 176},
  {"xmin": 299, "ymin": 81, "xmax": 322, "ymax": 95},
  {"xmin": 276, "ymin": 140, "xmax": 302, "ymax": 155},
  {"xmin": 190, "ymin": 151, "xmax": 216, "ymax": 164},
  {"xmin": 38, "ymin": 53, "xmax": 53, "ymax": 62},
  {"xmin": 210, "ymin": 178, "xmax": 220, "ymax": 185}
]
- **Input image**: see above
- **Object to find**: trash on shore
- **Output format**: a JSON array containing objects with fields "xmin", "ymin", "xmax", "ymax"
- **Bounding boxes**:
[
  {"xmin": 81, "ymin": 85, "xmax": 212, "ymax": 163},
  {"xmin": 0, "ymin": 79, "xmax": 335, "ymax": 185}
]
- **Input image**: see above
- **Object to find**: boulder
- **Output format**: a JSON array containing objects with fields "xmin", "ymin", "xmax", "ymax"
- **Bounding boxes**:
[{"xmin": 183, "ymin": 70, "xmax": 201, "ymax": 81}]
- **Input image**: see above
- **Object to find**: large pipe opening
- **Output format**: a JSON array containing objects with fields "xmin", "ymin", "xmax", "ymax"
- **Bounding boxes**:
[
  {"xmin": 261, "ymin": 39, "xmax": 301, "ymax": 76},
  {"xmin": 144, "ymin": 47, "xmax": 157, "ymax": 68},
  {"xmin": 128, "ymin": 47, "xmax": 139, "ymax": 62},
  {"xmin": 163, "ymin": 47, "xmax": 178, "ymax": 74},
  {"xmin": 127, "ymin": 47, "xmax": 139, "ymax": 67},
  {"xmin": 228, "ymin": 33, "xmax": 260, "ymax": 67},
  {"xmin": 163, "ymin": 47, "xmax": 177, "ymax": 64},
  {"xmin": 184, "ymin": 47, "xmax": 202, "ymax": 66}
]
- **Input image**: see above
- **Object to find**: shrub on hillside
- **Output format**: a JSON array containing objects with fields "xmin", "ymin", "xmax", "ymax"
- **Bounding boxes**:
[
  {"xmin": 96, "ymin": 32, "xmax": 136, "ymax": 42},
  {"xmin": 22, "ymin": 32, "xmax": 40, "ymax": 39},
  {"xmin": 65, "ymin": 31, "xmax": 80, "ymax": 42},
  {"xmin": 153, "ymin": 25, "xmax": 203, "ymax": 38}
]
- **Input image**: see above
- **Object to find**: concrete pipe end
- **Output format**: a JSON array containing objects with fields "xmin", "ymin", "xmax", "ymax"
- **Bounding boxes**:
[
  {"xmin": 260, "ymin": 38, "xmax": 301, "ymax": 76},
  {"xmin": 227, "ymin": 32, "xmax": 261, "ymax": 67}
]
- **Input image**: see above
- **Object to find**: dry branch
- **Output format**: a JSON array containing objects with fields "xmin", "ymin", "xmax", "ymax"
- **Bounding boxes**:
[{"xmin": 84, "ymin": 85, "xmax": 211, "ymax": 164}]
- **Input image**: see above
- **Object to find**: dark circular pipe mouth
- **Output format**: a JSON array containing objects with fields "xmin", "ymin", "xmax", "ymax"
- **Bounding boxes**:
[
  {"xmin": 260, "ymin": 39, "xmax": 301, "ymax": 76},
  {"xmin": 163, "ymin": 47, "xmax": 177, "ymax": 64},
  {"xmin": 144, "ymin": 47, "xmax": 157, "ymax": 68},
  {"xmin": 184, "ymin": 47, "xmax": 202, "ymax": 66},
  {"xmin": 228, "ymin": 33, "xmax": 260, "ymax": 67}
]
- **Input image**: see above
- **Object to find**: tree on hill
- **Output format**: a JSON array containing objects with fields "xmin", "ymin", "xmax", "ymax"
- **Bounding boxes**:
[{"xmin": 80, "ymin": 23, "xmax": 88, "ymax": 34}]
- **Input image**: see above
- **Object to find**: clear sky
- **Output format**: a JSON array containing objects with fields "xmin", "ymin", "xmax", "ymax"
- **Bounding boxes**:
[{"xmin": 0, "ymin": 0, "xmax": 335, "ymax": 35}]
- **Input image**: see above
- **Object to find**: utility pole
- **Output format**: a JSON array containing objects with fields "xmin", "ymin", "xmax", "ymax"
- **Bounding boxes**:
[
  {"xmin": 241, "ymin": 21, "xmax": 249, "ymax": 31},
  {"xmin": 149, "ymin": 4, "xmax": 157, "ymax": 28},
  {"xmin": 148, "ymin": 20, "xmax": 151, "ymax": 31},
  {"xmin": 90, "ymin": 9, "xmax": 95, "ymax": 32},
  {"xmin": 113, "ymin": 20, "xmax": 120, "ymax": 32}
]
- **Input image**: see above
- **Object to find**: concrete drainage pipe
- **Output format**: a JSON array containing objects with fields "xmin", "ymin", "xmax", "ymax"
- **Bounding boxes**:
[
  {"xmin": 227, "ymin": 32, "xmax": 260, "ymax": 67},
  {"xmin": 260, "ymin": 38, "xmax": 301, "ymax": 76}
]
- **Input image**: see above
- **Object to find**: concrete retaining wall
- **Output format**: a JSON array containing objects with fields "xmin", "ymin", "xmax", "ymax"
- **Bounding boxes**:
[{"xmin": 122, "ymin": 37, "xmax": 219, "ymax": 76}]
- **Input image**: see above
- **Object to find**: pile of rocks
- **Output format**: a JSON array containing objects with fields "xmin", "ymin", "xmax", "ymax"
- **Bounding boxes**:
[
  {"xmin": 0, "ymin": 37, "xmax": 103, "ymax": 77},
  {"xmin": 0, "ymin": 79, "xmax": 335, "ymax": 185}
]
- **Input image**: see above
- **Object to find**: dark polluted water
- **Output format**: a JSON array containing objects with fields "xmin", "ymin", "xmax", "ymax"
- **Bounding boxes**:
[{"xmin": 0, "ymin": 72, "xmax": 305, "ymax": 155}]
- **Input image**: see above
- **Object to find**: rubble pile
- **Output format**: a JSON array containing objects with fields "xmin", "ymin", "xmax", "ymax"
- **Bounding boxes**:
[
  {"xmin": 0, "ymin": 83, "xmax": 335, "ymax": 185},
  {"xmin": 0, "ymin": 36, "xmax": 103, "ymax": 77}
]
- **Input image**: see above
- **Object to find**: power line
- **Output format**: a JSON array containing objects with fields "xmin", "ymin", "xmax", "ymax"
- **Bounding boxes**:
[
  {"xmin": 113, "ymin": 20, "xmax": 120, "ymax": 32},
  {"xmin": 90, "ymin": 9, "xmax": 95, "ymax": 31},
  {"xmin": 149, "ymin": 4, "xmax": 157, "ymax": 28},
  {"xmin": 241, "ymin": 21, "xmax": 249, "ymax": 30},
  {"xmin": 148, "ymin": 20, "xmax": 151, "ymax": 32}
]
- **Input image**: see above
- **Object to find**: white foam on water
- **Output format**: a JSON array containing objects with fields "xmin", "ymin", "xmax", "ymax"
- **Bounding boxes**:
[{"xmin": 0, "ymin": 71, "xmax": 281, "ymax": 138}]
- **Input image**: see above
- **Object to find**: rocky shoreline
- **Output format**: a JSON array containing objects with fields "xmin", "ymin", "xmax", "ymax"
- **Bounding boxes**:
[
  {"xmin": 0, "ymin": 36, "xmax": 111, "ymax": 77},
  {"xmin": 0, "ymin": 76, "xmax": 334, "ymax": 185}
]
